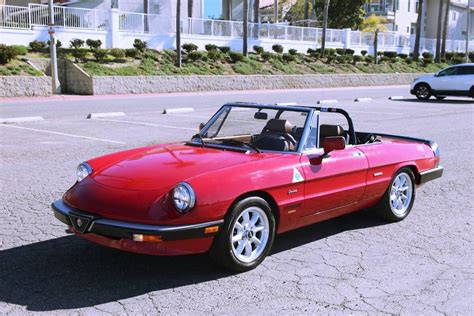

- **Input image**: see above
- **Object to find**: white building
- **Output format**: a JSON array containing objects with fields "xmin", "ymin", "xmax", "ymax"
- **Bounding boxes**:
[{"xmin": 365, "ymin": 0, "xmax": 419, "ymax": 35}]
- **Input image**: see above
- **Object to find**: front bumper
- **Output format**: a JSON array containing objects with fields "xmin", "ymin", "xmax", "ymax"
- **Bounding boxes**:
[
  {"xmin": 419, "ymin": 166, "xmax": 444, "ymax": 184},
  {"xmin": 52, "ymin": 199, "xmax": 224, "ymax": 242}
]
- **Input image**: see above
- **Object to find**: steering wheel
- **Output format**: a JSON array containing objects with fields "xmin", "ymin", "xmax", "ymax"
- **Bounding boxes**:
[{"xmin": 275, "ymin": 133, "xmax": 297, "ymax": 146}]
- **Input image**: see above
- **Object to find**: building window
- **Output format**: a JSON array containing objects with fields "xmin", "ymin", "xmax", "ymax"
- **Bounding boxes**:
[
  {"xmin": 394, "ymin": 24, "xmax": 398, "ymax": 31},
  {"xmin": 408, "ymin": 0, "xmax": 411, "ymax": 12},
  {"xmin": 204, "ymin": 0, "xmax": 225, "ymax": 19},
  {"xmin": 407, "ymin": 26, "xmax": 410, "ymax": 33},
  {"xmin": 452, "ymin": 12, "xmax": 456, "ymax": 21},
  {"xmin": 415, "ymin": 0, "xmax": 419, "ymax": 13}
]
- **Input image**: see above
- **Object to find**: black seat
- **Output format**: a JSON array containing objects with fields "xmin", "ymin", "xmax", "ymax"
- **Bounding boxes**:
[{"xmin": 254, "ymin": 119, "xmax": 296, "ymax": 151}]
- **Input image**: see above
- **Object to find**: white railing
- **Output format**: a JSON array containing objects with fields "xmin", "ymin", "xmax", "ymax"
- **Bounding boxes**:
[
  {"xmin": 28, "ymin": 4, "xmax": 107, "ymax": 30},
  {"xmin": 0, "ymin": 5, "xmax": 30, "ymax": 29}
]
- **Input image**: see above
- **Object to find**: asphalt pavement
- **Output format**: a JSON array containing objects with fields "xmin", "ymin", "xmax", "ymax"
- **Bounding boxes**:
[{"xmin": 0, "ymin": 85, "xmax": 473, "ymax": 315}]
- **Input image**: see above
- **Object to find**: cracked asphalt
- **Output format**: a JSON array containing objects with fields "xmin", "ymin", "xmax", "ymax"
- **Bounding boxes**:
[{"xmin": 0, "ymin": 86, "xmax": 473, "ymax": 315}]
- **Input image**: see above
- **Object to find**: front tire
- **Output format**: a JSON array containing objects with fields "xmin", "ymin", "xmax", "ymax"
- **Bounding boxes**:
[
  {"xmin": 375, "ymin": 168, "xmax": 416, "ymax": 222},
  {"xmin": 210, "ymin": 197, "xmax": 275, "ymax": 272},
  {"xmin": 414, "ymin": 83, "xmax": 431, "ymax": 100}
]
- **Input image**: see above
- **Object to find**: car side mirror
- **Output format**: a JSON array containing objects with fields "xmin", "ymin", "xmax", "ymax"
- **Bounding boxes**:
[
  {"xmin": 199, "ymin": 122, "xmax": 205, "ymax": 130},
  {"xmin": 322, "ymin": 136, "xmax": 346, "ymax": 155}
]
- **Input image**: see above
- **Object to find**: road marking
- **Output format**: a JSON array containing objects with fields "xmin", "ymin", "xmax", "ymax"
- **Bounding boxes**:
[
  {"xmin": 87, "ymin": 112, "xmax": 125, "ymax": 119},
  {"xmin": 348, "ymin": 110, "xmax": 402, "ymax": 115},
  {"xmin": 0, "ymin": 124, "xmax": 125, "ymax": 144},
  {"xmin": 94, "ymin": 118, "xmax": 197, "ymax": 130},
  {"xmin": 0, "ymin": 116, "xmax": 44, "ymax": 124},
  {"xmin": 389, "ymin": 96, "xmax": 405, "ymax": 100},
  {"xmin": 162, "ymin": 107, "xmax": 195, "ymax": 114},
  {"xmin": 317, "ymin": 99, "xmax": 338, "ymax": 104},
  {"xmin": 354, "ymin": 97, "xmax": 373, "ymax": 102}
]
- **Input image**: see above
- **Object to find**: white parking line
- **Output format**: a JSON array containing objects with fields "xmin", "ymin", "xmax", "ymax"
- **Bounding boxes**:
[
  {"xmin": 0, "ymin": 124, "xmax": 125, "ymax": 144},
  {"xmin": 87, "ymin": 112, "xmax": 126, "ymax": 119},
  {"xmin": 0, "ymin": 116, "xmax": 44, "ymax": 124},
  {"xmin": 94, "ymin": 118, "xmax": 197, "ymax": 130}
]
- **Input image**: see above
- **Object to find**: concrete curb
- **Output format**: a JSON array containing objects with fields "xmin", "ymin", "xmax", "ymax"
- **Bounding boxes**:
[
  {"xmin": 389, "ymin": 96, "xmax": 405, "ymax": 100},
  {"xmin": 0, "ymin": 116, "xmax": 45, "ymax": 124},
  {"xmin": 354, "ymin": 97, "xmax": 373, "ymax": 102},
  {"xmin": 162, "ymin": 108, "xmax": 195, "ymax": 114},
  {"xmin": 87, "ymin": 112, "xmax": 126, "ymax": 119},
  {"xmin": 317, "ymin": 99, "xmax": 338, "ymax": 104}
]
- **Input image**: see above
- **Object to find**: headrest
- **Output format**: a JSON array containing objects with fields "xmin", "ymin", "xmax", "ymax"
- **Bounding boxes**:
[
  {"xmin": 319, "ymin": 124, "xmax": 344, "ymax": 138},
  {"xmin": 265, "ymin": 119, "xmax": 293, "ymax": 133}
]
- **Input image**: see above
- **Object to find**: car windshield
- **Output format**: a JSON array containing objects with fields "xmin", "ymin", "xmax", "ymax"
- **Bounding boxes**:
[{"xmin": 191, "ymin": 105, "xmax": 310, "ymax": 153}]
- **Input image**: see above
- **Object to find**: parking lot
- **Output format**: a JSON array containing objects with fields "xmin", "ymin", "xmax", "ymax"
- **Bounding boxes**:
[{"xmin": 1, "ymin": 85, "xmax": 473, "ymax": 314}]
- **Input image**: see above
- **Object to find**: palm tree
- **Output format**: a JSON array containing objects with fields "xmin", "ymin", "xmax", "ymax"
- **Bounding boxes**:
[
  {"xmin": 321, "ymin": 0, "xmax": 329, "ymax": 57},
  {"xmin": 441, "ymin": 0, "xmax": 449, "ymax": 58},
  {"xmin": 176, "ymin": 0, "xmax": 182, "ymax": 67},
  {"xmin": 435, "ymin": 0, "xmax": 444, "ymax": 63},
  {"xmin": 413, "ymin": 0, "xmax": 424, "ymax": 60},
  {"xmin": 304, "ymin": 0, "xmax": 309, "ymax": 26},
  {"xmin": 243, "ymin": 0, "xmax": 249, "ymax": 56},
  {"xmin": 188, "ymin": 0, "xmax": 193, "ymax": 18},
  {"xmin": 362, "ymin": 14, "xmax": 387, "ymax": 64}
]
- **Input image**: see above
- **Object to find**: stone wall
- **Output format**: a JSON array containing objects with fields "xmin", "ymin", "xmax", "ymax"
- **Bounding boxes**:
[
  {"xmin": 90, "ymin": 73, "xmax": 422, "ymax": 95},
  {"xmin": 64, "ymin": 60, "xmax": 93, "ymax": 95},
  {"xmin": 0, "ymin": 76, "xmax": 52, "ymax": 97}
]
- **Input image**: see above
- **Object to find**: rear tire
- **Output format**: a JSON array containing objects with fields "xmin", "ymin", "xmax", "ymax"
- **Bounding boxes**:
[
  {"xmin": 210, "ymin": 197, "xmax": 275, "ymax": 272},
  {"xmin": 374, "ymin": 168, "xmax": 416, "ymax": 222},
  {"xmin": 414, "ymin": 83, "xmax": 431, "ymax": 100}
]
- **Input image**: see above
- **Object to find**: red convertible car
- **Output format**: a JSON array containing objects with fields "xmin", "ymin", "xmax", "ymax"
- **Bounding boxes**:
[{"xmin": 52, "ymin": 103, "xmax": 443, "ymax": 271}]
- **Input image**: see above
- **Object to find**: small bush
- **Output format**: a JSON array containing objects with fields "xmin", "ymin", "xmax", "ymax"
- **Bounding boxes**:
[
  {"xmin": 9, "ymin": 45, "xmax": 28, "ymax": 56},
  {"xmin": 261, "ymin": 51, "xmax": 272, "ymax": 61},
  {"xmin": 361, "ymin": 50, "xmax": 368, "ymax": 56},
  {"xmin": 29, "ymin": 40, "xmax": 46, "ymax": 52},
  {"xmin": 365, "ymin": 55, "xmax": 374, "ymax": 63},
  {"xmin": 397, "ymin": 53, "xmax": 408, "ymax": 59},
  {"xmin": 288, "ymin": 48, "xmax": 298, "ymax": 55},
  {"xmin": 423, "ymin": 57, "xmax": 433, "ymax": 65},
  {"xmin": 219, "ymin": 46, "xmax": 231, "ymax": 54},
  {"xmin": 326, "ymin": 48, "xmax": 336, "ymax": 56},
  {"xmin": 70, "ymin": 39, "xmax": 84, "ymax": 49},
  {"xmin": 307, "ymin": 48, "xmax": 316, "ymax": 55},
  {"xmin": 469, "ymin": 52, "xmax": 474, "ymax": 62},
  {"xmin": 452, "ymin": 56, "xmax": 465, "ymax": 64},
  {"xmin": 182, "ymin": 43, "xmax": 198, "ymax": 53},
  {"xmin": 86, "ymin": 39, "xmax": 102, "ymax": 50},
  {"xmin": 422, "ymin": 52, "xmax": 433, "ymax": 59},
  {"xmin": 377, "ymin": 51, "xmax": 384, "ymax": 56},
  {"xmin": 253, "ymin": 45, "xmax": 264, "ymax": 55},
  {"xmin": 125, "ymin": 48, "xmax": 139, "ymax": 59},
  {"xmin": 229, "ymin": 51, "xmax": 244, "ymax": 63},
  {"xmin": 142, "ymin": 50, "xmax": 160, "ymax": 61},
  {"xmin": 383, "ymin": 51, "xmax": 397, "ymax": 58},
  {"xmin": 353, "ymin": 55, "xmax": 363, "ymax": 63},
  {"xmin": 92, "ymin": 48, "xmax": 108, "ymax": 62},
  {"xmin": 207, "ymin": 50, "xmax": 222, "ymax": 61},
  {"xmin": 109, "ymin": 48, "xmax": 126, "ymax": 60},
  {"xmin": 345, "ymin": 49, "xmax": 355, "ymax": 55},
  {"xmin": 405, "ymin": 57, "xmax": 413, "ymax": 64},
  {"xmin": 272, "ymin": 44, "xmax": 283, "ymax": 53},
  {"xmin": 282, "ymin": 53, "xmax": 296, "ymax": 62},
  {"xmin": 205, "ymin": 44, "xmax": 218, "ymax": 51},
  {"xmin": 187, "ymin": 51, "xmax": 207, "ymax": 62},
  {"xmin": 0, "ymin": 44, "xmax": 16, "ymax": 64},
  {"xmin": 455, "ymin": 52, "xmax": 465, "ymax": 58},
  {"xmin": 336, "ymin": 48, "xmax": 345, "ymax": 55},
  {"xmin": 133, "ymin": 39, "xmax": 147, "ymax": 52},
  {"xmin": 71, "ymin": 48, "xmax": 88, "ymax": 62},
  {"xmin": 335, "ymin": 55, "xmax": 346, "ymax": 64},
  {"xmin": 47, "ymin": 39, "xmax": 62, "ymax": 48}
]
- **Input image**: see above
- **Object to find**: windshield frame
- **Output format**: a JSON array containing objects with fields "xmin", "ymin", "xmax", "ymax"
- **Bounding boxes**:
[{"xmin": 193, "ymin": 103, "xmax": 316, "ymax": 154}]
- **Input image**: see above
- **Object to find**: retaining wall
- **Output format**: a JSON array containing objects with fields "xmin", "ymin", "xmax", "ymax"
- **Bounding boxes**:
[{"xmin": 0, "ymin": 76, "xmax": 51, "ymax": 97}]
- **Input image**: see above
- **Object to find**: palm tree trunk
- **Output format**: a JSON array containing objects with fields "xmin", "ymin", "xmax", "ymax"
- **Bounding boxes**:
[
  {"xmin": 253, "ymin": 0, "xmax": 260, "ymax": 38},
  {"xmin": 413, "ymin": 0, "xmax": 423, "ymax": 60},
  {"xmin": 304, "ymin": 0, "xmax": 309, "ymax": 27},
  {"xmin": 435, "ymin": 0, "xmax": 444, "ymax": 63},
  {"xmin": 374, "ymin": 29, "xmax": 379, "ymax": 64},
  {"xmin": 144, "ymin": 0, "xmax": 149, "ymax": 33},
  {"xmin": 441, "ymin": 0, "xmax": 449, "ymax": 58},
  {"xmin": 176, "ymin": 0, "xmax": 182, "ymax": 67},
  {"xmin": 188, "ymin": 0, "xmax": 193, "ymax": 18},
  {"xmin": 321, "ymin": 0, "xmax": 329, "ymax": 57},
  {"xmin": 243, "ymin": 0, "xmax": 248, "ymax": 56}
]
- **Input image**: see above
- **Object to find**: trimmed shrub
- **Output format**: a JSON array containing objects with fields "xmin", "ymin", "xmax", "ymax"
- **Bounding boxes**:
[
  {"xmin": 86, "ymin": 39, "xmax": 102, "ymax": 50},
  {"xmin": 397, "ymin": 53, "xmax": 408, "ymax": 59},
  {"xmin": 187, "ymin": 51, "xmax": 207, "ymax": 62},
  {"xmin": 365, "ymin": 55, "xmax": 374, "ymax": 63},
  {"xmin": 469, "ymin": 52, "xmax": 474, "ymax": 62},
  {"xmin": 423, "ymin": 57, "xmax": 433, "ymax": 65},
  {"xmin": 29, "ymin": 40, "xmax": 46, "ymax": 52},
  {"xmin": 47, "ymin": 39, "xmax": 62, "ymax": 48},
  {"xmin": 361, "ymin": 50, "xmax": 368, "ymax": 56},
  {"xmin": 261, "ymin": 51, "xmax": 272, "ymax": 61},
  {"xmin": 207, "ymin": 50, "xmax": 222, "ymax": 61},
  {"xmin": 405, "ymin": 57, "xmax": 413, "ymax": 64},
  {"xmin": 377, "ymin": 51, "xmax": 384, "ymax": 56},
  {"xmin": 452, "ymin": 56, "xmax": 465, "ymax": 64},
  {"xmin": 326, "ymin": 48, "xmax": 336, "ymax": 56},
  {"xmin": 353, "ymin": 55, "xmax": 363, "ymax": 63},
  {"xmin": 229, "ymin": 51, "xmax": 244, "ymax": 63},
  {"xmin": 383, "ymin": 51, "xmax": 397, "ymax": 58},
  {"xmin": 92, "ymin": 48, "xmax": 108, "ymax": 62},
  {"xmin": 288, "ymin": 48, "xmax": 298, "ymax": 55},
  {"xmin": 335, "ymin": 55, "xmax": 346, "ymax": 64},
  {"xmin": 109, "ymin": 48, "xmax": 126, "ymax": 60},
  {"xmin": 125, "ymin": 48, "xmax": 139, "ymax": 59},
  {"xmin": 218, "ymin": 46, "xmax": 231, "ymax": 54},
  {"xmin": 253, "ymin": 45, "xmax": 264, "ymax": 55},
  {"xmin": 345, "ymin": 49, "xmax": 355, "ymax": 55},
  {"xmin": 182, "ymin": 43, "xmax": 198, "ymax": 53},
  {"xmin": 272, "ymin": 44, "xmax": 283, "ymax": 53},
  {"xmin": 0, "ymin": 44, "xmax": 16, "ymax": 64},
  {"xmin": 445, "ymin": 52, "xmax": 454, "ymax": 60},
  {"xmin": 282, "ymin": 53, "xmax": 296, "ymax": 62},
  {"xmin": 70, "ymin": 38, "xmax": 84, "ymax": 49},
  {"xmin": 307, "ymin": 48, "xmax": 316, "ymax": 55},
  {"xmin": 71, "ymin": 48, "xmax": 88, "ymax": 62},
  {"xmin": 336, "ymin": 48, "xmax": 345, "ymax": 55},
  {"xmin": 205, "ymin": 44, "xmax": 218, "ymax": 51},
  {"xmin": 455, "ymin": 52, "xmax": 465, "ymax": 58},
  {"xmin": 422, "ymin": 52, "xmax": 433, "ymax": 59},
  {"xmin": 133, "ymin": 39, "xmax": 147, "ymax": 52},
  {"xmin": 9, "ymin": 45, "xmax": 28, "ymax": 56}
]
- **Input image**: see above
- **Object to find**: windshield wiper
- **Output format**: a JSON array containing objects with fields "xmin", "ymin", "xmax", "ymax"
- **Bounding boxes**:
[
  {"xmin": 218, "ymin": 139, "xmax": 261, "ymax": 153},
  {"xmin": 191, "ymin": 133, "xmax": 206, "ymax": 147}
]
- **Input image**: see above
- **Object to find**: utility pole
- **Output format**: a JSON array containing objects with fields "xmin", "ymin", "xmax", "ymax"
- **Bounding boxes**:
[
  {"xmin": 176, "ymin": 0, "xmax": 181, "ymax": 67},
  {"xmin": 321, "ymin": 0, "xmax": 329, "ymax": 57},
  {"xmin": 466, "ymin": 0, "xmax": 471, "ymax": 63},
  {"xmin": 243, "ymin": 0, "xmax": 248, "ymax": 56},
  {"xmin": 413, "ymin": 0, "xmax": 424, "ymax": 60},
  {"xmin": 48, "ymin": 0, "xmax": 60, "ymax": 94}
]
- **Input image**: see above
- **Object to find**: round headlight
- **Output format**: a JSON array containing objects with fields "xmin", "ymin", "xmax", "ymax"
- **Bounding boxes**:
[
  {"xmin": 77, "ymin": 162, "xmax": 92, "ymax": 182},
  {"xmin": 172, "ymin": 182, "xmax": 196, "ymax": 213}
]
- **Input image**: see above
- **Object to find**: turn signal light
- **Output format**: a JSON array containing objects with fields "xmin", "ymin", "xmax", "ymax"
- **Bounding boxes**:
[
  {"xmin": 204, "ymin": 226, "xmax": 219, "ymax": 234},
  {"xmin": 133, "ymin": 234, "xmax": 162, "ymax": 242}
]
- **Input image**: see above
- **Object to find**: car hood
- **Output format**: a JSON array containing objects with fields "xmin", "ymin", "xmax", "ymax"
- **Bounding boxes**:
[{"xmin": 90, "ymin": 143, "xmax": 265, "ymax": 191}]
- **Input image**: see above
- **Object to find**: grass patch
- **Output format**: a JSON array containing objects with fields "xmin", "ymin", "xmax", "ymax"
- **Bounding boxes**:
[{"xmin": 0, "ymin": 59, "xmax": 43, "ymax": 76}]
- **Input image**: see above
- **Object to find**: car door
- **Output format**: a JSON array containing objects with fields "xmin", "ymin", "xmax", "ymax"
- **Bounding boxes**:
[
  {"xmin": 455, "ymin": 66, "xmax": 474, "ymax": 92},
  {"xmin": 430, "ymin": 66, "xmax": 462, "ymax": 91},
  {"xmin": 299, "ymin": 147, "xmax": 368, "ymax": 218}
]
